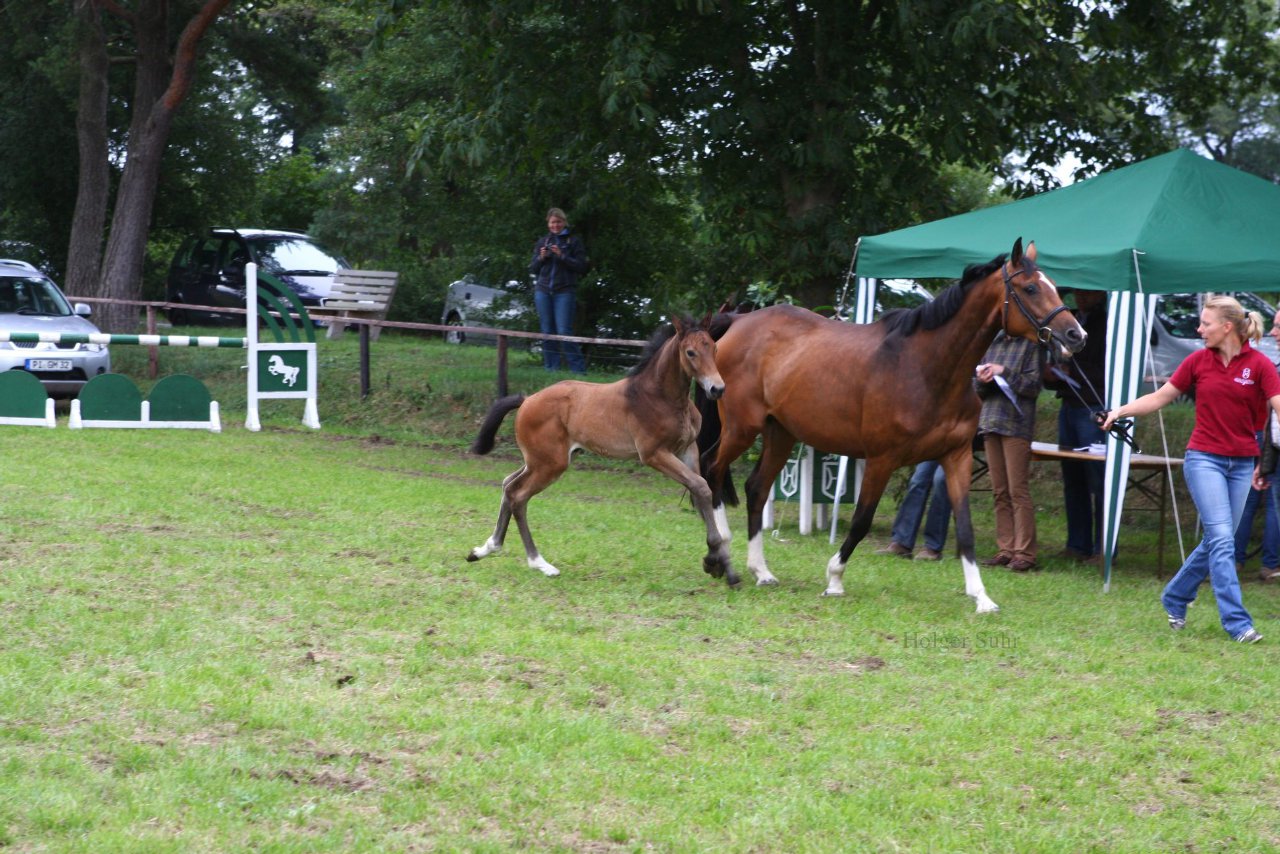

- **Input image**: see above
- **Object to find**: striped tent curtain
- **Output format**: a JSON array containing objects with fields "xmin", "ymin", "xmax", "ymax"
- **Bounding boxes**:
[{"xmin": 1101, "ymin": 285, "xmax": 1159, "ymax": 590}]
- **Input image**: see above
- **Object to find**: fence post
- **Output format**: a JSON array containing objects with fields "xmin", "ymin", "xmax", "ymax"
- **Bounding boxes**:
[
  {"xmin": 359, "ymin": 322, "xmax": 371, "ymax": 399},
  {"xmin": 146, "ymin": 306, "xmax": 159, "ymax": 379},
  {"xmin": 497, "ymin": 335, "xmax": 509, "ymax": 398}
]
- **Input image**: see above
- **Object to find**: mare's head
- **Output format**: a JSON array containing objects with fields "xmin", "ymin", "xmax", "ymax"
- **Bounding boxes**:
[
  {"xmin": 673, "ymin": 314, "xmax": 724, "ymax": 400},
  {"xmin": 996, "ymin": 238, "xmax": 1086, "ymax": 358}
]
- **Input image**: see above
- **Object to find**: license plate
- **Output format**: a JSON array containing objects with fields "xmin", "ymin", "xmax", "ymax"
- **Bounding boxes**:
[{"xmin": 25, "ymin": 359, "xmax": 73, "ymax": 372}]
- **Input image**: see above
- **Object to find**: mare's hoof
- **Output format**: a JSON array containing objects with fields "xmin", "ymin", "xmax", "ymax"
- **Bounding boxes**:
[
  {"xmin": 703, "ymin": 555, "xmax": 726, "ymax": 578},
  {"xmin": 757, "ymin": 577, "xmax": 779, "ymax": 587},
  {"xmin": 725, "ymin": 570, "xmax": 742, "ymax": 589},
  {"xmin": 820, "ymin": 590, "xmax": 845, "ymax": 598},
  {"xmin": 466, "ymin": 551, "xmax": 481, "ymax": 562}
]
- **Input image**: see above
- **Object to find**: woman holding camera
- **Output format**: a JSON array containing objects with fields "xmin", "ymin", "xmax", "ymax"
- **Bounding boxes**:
[{"xmin": 529, "ymin": 207, "xmax": 589, "ymax": 373}]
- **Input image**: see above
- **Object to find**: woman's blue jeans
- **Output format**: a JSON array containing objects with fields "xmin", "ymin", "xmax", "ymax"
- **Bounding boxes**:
[
  {"xmin": 1162, "ymin": 450, "xmax": 1255, "ymax": 638},
  {"xmin": 534, "ymin": 289, "xmax": 585, "ymax": 373}
]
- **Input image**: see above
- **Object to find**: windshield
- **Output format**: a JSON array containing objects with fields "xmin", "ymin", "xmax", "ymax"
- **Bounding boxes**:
[
  {"xmin": 1157, "ymin": 292, "xmax": 1278, "ymax": 338},
  {"xmin": 249, "ymin": 237, "xmax": 347, "ymax": 275},
  {"xmin": 0, "ymin": 275, "xmax": 72, "ymax": 316}
]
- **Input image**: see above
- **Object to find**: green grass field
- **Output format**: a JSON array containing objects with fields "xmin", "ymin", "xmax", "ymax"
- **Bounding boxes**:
[{"xmin": 2, "ymin": 330, "xmax": 1275, "ymax": 852}]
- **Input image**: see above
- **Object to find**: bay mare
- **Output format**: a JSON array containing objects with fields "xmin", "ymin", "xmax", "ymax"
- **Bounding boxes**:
[
  {"xmin": 697, "ymin": 239, "xmax": 1085, "ymax": 612},
  {"xmin": 468, "ymin": 314, "xmax": 733, "ymax": 580}
]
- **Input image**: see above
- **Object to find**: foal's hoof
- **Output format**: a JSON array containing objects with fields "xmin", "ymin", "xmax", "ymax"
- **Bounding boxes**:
[
  {"xmin": 756, "ymin": 577, "xmax": 779, "ymax": 587},
  {"xmin": 466, "ymin": 550, "xmax": 481, "ymax": 562},
  {"xmin": 724, "ymin": 569, "xmax": 742, "ymax": 589}
]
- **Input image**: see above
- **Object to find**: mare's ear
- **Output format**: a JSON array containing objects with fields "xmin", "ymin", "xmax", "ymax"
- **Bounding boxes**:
[
  {"xmin": 1024, "ymin": 240, "xmax": 1037, "ymax": 264},
  {"xmin": 1010, "ymin": 237, "xmax": 1024, "ymax": 266}
]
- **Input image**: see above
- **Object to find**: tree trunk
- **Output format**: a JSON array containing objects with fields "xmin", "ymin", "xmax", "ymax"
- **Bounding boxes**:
[
  {"xmin": 92, "ymin": 0, "xmax": 235, "ymax": 333},
  {"xmin": 65, "ymin": 0, "xmax": 110, "ymax": 299}
]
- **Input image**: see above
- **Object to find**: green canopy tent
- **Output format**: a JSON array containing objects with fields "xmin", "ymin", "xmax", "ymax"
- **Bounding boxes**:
[{"xmin": 851, "ymin": 149, "xmax": 1280, "ymax": 588}]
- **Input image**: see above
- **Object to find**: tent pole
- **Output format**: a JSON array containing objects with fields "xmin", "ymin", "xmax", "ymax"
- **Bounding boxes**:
[
  {"xmin": 1132, "ymin": 249, "xmax": 1188, "ymax": 571},
  {"xmin": 835, "ymin": 237, "xmax": 862, "ymax": 319}
]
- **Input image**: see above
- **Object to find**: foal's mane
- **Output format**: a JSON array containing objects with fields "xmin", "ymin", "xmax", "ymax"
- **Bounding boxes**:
[
  {"xmin": 879, "ymin": 255, "xmax": 1007, "ymax": 338},
  {"xmin": 627, "ymin": 314, "xmax": 695, "ymax": 379}
]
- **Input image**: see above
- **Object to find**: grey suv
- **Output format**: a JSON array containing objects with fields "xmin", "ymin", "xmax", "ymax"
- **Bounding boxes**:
[
  {"xmin": 166, "ymin": 228, "xmax": 349, "ymax": 324},
  {"xmin": 1148, "ymin": 292, "xmax": 1280, "ymax": 380},
  {"xmin": 0, "ymin": 259, "xmax": 111, "ymax": 397}
]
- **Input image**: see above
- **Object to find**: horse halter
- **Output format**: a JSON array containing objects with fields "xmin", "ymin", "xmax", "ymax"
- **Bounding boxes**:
[{"xmin": 1001, "ymin": 262, "xmax": 1071, "ymax": 346}]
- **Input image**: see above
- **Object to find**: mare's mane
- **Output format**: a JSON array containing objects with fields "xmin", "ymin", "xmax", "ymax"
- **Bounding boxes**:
[{"xmin": 879, "ymin": 255, "xmax": 1008, "ymax": 338}]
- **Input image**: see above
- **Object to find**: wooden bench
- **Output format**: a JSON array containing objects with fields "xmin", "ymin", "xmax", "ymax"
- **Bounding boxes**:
[{"xmin": 311, "ymin": 269, "xmax": 399, "ymax": 341}]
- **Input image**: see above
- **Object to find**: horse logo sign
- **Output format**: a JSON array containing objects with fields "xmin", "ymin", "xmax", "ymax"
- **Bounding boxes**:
[
  {"xmin": 267, "ymin": 354, "xmax": 300, "ymax": 387},
  {"xmin": 255, "ymin": 349, "xmax": 309, "ymax": 393}
]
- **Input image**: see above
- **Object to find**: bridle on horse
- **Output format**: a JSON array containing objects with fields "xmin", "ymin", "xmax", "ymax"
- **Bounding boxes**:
[{"xmin": 1002, "ymin": 261, "xmax": 1072, "ymax": 348}]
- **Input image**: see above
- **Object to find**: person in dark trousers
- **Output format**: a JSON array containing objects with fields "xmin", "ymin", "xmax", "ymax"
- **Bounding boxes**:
[
  {"xmin": 529, "ymin": 207, "xmax": 589, "ymax": 373},
  {"xmin": 1044, "ymin": 288, "xmax": 1108, "ymax": 564},
  {"xmin": 1103, "ymin": 296, "xmax": 1280, "ymax": 643}
]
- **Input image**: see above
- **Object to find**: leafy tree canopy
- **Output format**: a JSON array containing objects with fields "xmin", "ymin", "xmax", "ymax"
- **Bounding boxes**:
[{"xmin": 352, "ymin": 0, "xmax": 1279, "ymax": 321}]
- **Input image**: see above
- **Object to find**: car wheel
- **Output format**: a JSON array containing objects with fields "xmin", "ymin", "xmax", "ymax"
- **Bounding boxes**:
[{"xmin": 445, "ymin": 314, "xmax": 465, "ymax": 344}]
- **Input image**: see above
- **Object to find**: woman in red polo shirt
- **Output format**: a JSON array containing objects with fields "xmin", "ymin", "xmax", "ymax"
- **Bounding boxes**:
[{"xmin": 1103, "ymin": 295, "xmax": 1280, "ymax": 644}]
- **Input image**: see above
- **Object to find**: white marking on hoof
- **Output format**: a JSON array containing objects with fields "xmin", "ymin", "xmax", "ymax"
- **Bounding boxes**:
[
  {"xmin": 746, "ymin": 532, "xmax": 777, "ymax": 585},
  {"xmin": 528, "ymin": 556, "xmax": 560, "ymax": 577},
  {"xmin": 823, "ymin": 552, "xmax": 846, "ymax": 597},
  {"xmin": 469, "ymin": 537, "xmax": 501, "ymax": 561},
  {"xmin": 756, "ymin": 576, "xmax": 779, "ymax": 587},
  {"xmin": 961, "ymin": 556, "xmax": 999, "ymax": 612}
]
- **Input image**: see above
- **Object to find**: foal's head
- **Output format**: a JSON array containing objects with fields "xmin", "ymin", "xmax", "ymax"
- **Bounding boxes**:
[
  {"xmin": 673, "ymin": 314, "xmax": 724, "ymax": 400},
  {"xmin": 632, "ymin": 314, "xmax": 724, "ymax": 400}
]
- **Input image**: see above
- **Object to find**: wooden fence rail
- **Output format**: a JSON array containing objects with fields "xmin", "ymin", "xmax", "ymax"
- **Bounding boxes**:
[{"xmin": 68, "ymin": 296, "xmax": 647, "ymax": 398}]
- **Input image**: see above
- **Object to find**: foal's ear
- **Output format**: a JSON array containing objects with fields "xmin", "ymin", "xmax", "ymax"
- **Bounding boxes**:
[{"xmin": 671, "ymin": 313, "xmax": 687, "ymax": 335}]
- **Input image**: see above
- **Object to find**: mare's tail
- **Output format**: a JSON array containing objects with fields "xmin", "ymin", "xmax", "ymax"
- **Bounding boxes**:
[
  {"xmin": 694, "ymin": 310, "xmax": 742, "ymax": 507},
  {"xmin": 470, "ymin": 394, "xmax": 526, "ymax": 455}
]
